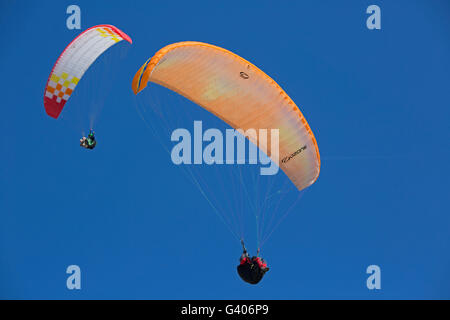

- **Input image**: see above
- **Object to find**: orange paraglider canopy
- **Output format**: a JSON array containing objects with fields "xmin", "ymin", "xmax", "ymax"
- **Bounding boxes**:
[{"xmin": 132, "ymin": 42, "xmax": 320, "ymax": 191}]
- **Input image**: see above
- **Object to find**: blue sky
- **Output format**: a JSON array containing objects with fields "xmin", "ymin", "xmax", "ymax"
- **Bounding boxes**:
[{"xmin": 1, "ymin": 0, "xmax": 449, "ymax": 299}]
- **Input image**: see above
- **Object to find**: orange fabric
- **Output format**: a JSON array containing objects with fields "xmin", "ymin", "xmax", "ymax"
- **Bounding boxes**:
[{"xmin": 132, "ymin": 42, "xmax": 320, "ymax": 191}]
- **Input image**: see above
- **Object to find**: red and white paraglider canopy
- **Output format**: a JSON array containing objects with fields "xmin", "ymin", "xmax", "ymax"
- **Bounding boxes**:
[{"xmin": 44, "ymin": 25, "xmax": 132, "ymax": 119}]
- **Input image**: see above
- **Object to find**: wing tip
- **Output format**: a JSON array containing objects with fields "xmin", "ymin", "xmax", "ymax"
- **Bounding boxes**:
[
  {"xmin": 44, "ymin": 96, "xmax": 63, "ymax": 119},
  {"xmin": 103, "ymin": 24, "xmax": 133, "ymax": 44}
]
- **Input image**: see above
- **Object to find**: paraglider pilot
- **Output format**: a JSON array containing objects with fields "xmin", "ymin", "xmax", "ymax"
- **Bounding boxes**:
[
  {"xmin": 80, "ymin": 129, "xmax": 97, "ymax": 150},
  {"xmin": 237, "ymin": 240, "xmax": 269, "ymax": 285}
]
